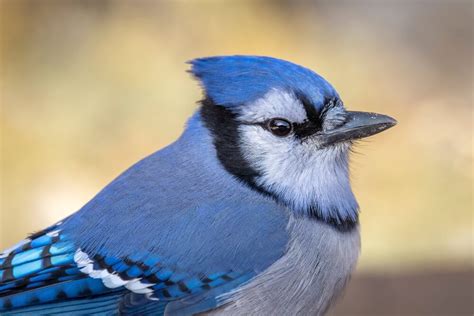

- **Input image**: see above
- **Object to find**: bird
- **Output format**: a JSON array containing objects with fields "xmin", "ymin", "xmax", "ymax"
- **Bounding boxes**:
[{"xmin": 0, "ymin": 55, "xmax": 396, "ymax": 315}]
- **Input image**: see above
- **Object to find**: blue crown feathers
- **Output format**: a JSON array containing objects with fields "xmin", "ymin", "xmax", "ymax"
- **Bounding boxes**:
[{"xmin": 189, "ymin": 55, "xmax": 338, "ymax": 110}]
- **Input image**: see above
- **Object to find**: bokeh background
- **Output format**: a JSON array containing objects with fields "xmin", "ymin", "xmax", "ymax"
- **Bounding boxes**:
[{"xmin": 1, "ymin": 0, "xmax": 472, "ymax": 315}]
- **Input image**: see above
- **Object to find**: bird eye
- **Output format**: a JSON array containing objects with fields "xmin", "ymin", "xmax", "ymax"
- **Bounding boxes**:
[{"xmin": 267, "ymin": 118, "xmax": 293, "ymax": 137}]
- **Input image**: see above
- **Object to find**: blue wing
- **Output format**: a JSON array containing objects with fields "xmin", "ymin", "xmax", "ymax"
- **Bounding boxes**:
[
  {"xmin": 0, "ymin": 225, "xmax": 120, "ymax": 314},
  {"xmin": 0, "ymin": 222, "xmax": 264, "ymax": 315},
  {"xmin": 1, "ymin": 124, "xmax": 291, "ymax": 314}
]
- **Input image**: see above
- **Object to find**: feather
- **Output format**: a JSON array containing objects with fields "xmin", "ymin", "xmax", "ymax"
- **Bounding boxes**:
[
  {"xmin": 0, "ymin": 55, "xmax": 377, "ymax": 315},
  {"xmin": 189, "ymin": 55, "xmax": 338, "ymax": 108}
]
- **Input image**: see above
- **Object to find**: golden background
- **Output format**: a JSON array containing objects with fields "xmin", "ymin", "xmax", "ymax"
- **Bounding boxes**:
[{"xmin": 1, "ymin": 1, "xmax": 472, "ymax": 314}]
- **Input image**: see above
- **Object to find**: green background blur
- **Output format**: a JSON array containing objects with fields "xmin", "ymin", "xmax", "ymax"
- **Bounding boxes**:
[{"xmin": 1, "ymin": 1, "xmax": 472, "ymax": 315}]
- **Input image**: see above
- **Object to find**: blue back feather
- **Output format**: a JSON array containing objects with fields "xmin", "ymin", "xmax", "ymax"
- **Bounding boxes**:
[
  {"xmin": 61, "ymin": 115, "xmax": 289, "ymax": 275},
  {"xmin": 1, "ymin": 115, "xmax": 290, "ymax": 313}
]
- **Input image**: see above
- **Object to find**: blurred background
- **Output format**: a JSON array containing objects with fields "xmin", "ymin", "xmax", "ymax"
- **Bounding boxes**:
[{"xmin": 1, "ymin": 0, "xmax": 472, "ymax": 315}]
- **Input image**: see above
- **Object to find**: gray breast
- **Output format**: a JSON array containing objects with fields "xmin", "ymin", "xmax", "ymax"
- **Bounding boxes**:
[{"xmin": 208, "ymin": 215, "xmax": 360, "ymax": 316}]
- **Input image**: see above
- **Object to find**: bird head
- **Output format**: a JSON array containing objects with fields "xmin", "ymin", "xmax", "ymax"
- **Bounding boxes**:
[{"xmin": 190, "ymin": 56, "xmax": 396, "ymax": 230}]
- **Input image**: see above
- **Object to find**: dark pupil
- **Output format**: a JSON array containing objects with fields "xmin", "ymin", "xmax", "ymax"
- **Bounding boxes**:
[{"xmin": 269, "ymin": 119, "xmax": 292, "ymax": 136}]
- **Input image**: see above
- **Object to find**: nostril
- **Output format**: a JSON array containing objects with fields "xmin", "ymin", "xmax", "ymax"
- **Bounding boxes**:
[{"xmin": 322, "ymin": 107, "xmax": 348, "ymax": 131}]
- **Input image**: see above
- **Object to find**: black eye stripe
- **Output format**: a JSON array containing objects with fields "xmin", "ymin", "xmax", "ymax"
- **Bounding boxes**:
[
  {"xmin": 296, "ymin": 92, "xmax": 320, "ymax": 122},
  {"xmin": 293, "ymin": 120, "xmax": 321, "ymax": 138},
  {"xmin": 240, "ymin": 118, "xmax": 320, "ymax": 138},
  {"xmin": 240, "ymin": 118, "xmax": 293, "ymax": 137},
  {"xmin": 239, "ymin": 95, "xmax": 344, "ymax": 139},
  {"xmin": 293, "ymin": 94, "xmax": 346, "ymax": 139}
]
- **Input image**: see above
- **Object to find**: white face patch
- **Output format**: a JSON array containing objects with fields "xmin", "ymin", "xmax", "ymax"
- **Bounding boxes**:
[
  {"xmin": 236, "ymin": 89, "xmax": 308, "ymax": 123},
  {"xmin": 203, "ymin": 87, "xmax": 357, "ymax": 221},
  {"xmin": 237, "ymin": 102, "xmax": 357, "ymax": 219}
]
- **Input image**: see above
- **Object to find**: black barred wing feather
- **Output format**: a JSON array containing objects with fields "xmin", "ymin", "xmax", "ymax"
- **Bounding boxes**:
[{"xmin": 0, "ymin": 227, "xmax": 253, "ymax": 315}]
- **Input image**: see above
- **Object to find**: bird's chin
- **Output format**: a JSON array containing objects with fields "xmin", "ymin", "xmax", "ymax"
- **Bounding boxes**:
[
  {"xmin": 323, "ymin": 140, "xmax": 353, "ymax": 153},
  {"xmin": 306, "ymin": 136, "xmax": 352, "ymax": 151}
]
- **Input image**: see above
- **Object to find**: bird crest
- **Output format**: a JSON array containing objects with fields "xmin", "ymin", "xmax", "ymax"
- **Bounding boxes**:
[{"xmin": 189, "ymin": 55, "xmax": 338, "ymax": 110}]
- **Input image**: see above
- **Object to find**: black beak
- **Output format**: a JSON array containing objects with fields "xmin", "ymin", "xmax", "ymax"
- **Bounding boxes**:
[{"xmin": 322, "ymin": 111, "xmax": 397, "ymax": 145}]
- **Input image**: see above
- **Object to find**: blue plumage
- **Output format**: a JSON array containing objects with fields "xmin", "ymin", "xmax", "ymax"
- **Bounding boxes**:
[
  {"xmin": 1, "ymin": 55, "xmax": 396, "ymax": 315},
  {"xmin": 59, "ymin": 116, "xmax": 289, "ymax": 275},
  {"xmin": 0, "ymin": 227, "xmax": 256, "ymax": 314},
  {"xmin": 190, "ymin": 55, "xmax": 338, "ymax": 109}
]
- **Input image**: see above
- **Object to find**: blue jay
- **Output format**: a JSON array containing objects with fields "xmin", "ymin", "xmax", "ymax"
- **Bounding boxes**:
[{"xmin": 0, "ymin": 56, "xmax": 396, "ymax": 315}]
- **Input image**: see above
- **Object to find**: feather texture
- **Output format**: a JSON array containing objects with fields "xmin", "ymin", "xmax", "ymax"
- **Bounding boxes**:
[
  {"xmin": 0, "ymin": 118, "xmax": 290, "ymax": 313},
  {"xmin": 0, "ymin": 55, "xmax": 370, "ymax": 315},
  {"xmin": 189, "ymin": 55, "xmax": 338, "ymax": 109}
]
